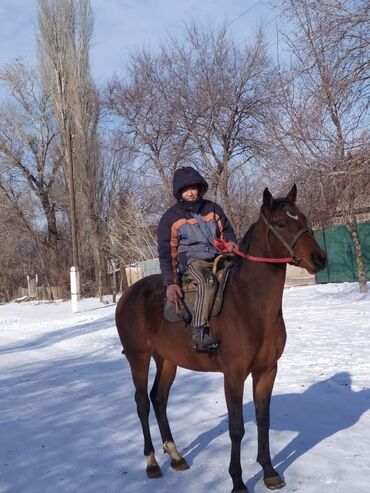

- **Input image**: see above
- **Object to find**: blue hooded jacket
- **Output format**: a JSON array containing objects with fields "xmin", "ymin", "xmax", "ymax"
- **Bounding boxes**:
[{"xmin": 157, "ymin": 167, "xmax": 237, "ymax": 286}]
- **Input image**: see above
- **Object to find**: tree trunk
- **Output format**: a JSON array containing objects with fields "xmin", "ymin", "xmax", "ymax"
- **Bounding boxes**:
[
  {"xmin": 39, "ymin": 193, "xmax": 58, "ymax": 250},
  {"xmin": 347, "ymin": 216, "xmax": 368, "ymax": 293},
  {"xmin": 95, "ymin": 245, "xmax": 104, "ymax": 302}
]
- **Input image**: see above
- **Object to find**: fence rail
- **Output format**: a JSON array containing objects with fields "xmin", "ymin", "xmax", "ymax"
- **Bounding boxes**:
[{"xmin": 17, "ymin": 286, "xmax": 66, "ymax": 300}]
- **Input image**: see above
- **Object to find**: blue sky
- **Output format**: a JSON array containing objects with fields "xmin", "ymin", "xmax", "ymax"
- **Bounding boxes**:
[{"xmin": 0, "ymin": 0, "xmax": 283, "ymax": 90}]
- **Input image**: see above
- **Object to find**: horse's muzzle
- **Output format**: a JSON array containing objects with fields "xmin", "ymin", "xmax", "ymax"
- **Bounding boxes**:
[{"xmin": 310, "ymin": 252, "xmax": 327, "ymax": 272}]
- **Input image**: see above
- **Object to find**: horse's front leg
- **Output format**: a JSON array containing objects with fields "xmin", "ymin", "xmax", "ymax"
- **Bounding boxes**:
[
  {"xmin": 224, "ymin": 372, "xmax": 248, "ymax": 493},
  {"xmin": 252, "ymin": 365, "xmax": 284, "ymax": 489}
]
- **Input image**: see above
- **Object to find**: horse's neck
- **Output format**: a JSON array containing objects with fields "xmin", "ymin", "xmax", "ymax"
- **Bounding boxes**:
[{"xmin": 233, "ymin": 220, "xmax": 287, "ymax": 302}]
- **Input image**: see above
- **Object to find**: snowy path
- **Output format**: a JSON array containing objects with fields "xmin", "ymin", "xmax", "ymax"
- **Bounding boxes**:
[{"xmin": 0, "ymin": 283, "xmax": 369, "ymax": 493}]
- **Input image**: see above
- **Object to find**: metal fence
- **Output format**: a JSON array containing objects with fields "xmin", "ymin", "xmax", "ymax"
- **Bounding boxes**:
[
  {"xmin": 125, "ymin": 258, "xmax": 160, "ymax": 286},
  {"xmin": 314, "ymin": 223, "xmax": 370, "ymax": 283}
]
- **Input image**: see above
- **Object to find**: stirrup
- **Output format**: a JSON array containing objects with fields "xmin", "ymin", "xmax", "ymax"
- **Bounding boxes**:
[
  {"xmin": 194, "ymin": 341, "xmax": 219, "ymax": 352},
  {"xmin": 192, "ymin": 326, "xmax": 220, "ymax": 352}
]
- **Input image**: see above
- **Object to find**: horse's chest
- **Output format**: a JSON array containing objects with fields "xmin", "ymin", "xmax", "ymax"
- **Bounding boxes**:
[{"xmin": 253, "ymin": 325, "xmax": 286, "ymax": 367}]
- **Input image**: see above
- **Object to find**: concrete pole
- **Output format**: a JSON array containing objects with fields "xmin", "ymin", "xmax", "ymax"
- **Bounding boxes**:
[
  {"xmin": 66, "ymin": 123, "xmax": 81, "ymax": 312},
  {"xmin": 70, "ymin": 266, "xmax": 81, "ymax": 313}
]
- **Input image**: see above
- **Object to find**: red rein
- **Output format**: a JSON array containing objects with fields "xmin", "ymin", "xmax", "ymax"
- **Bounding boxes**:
[{"xmin": 214, "ymin": 238, "xmax": 294, "ymax": 264}]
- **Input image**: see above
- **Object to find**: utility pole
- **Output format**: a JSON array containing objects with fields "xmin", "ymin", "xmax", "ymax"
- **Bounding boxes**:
[
  {"xmin": 108, "ymin": 258, "xmax": 120, "ymax": 304},
  {"xmin": 67, "ymin": 124, "xmax": 81, "ymax": 312}
]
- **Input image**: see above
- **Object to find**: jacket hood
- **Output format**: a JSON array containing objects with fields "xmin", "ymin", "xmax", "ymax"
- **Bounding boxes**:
[{"xmin": 172, "ymin": 167, "xmax": 208, "ymax": 200}]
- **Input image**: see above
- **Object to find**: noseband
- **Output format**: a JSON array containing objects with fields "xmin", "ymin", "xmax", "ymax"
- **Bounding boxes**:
[{"xmin": 260, "ymin": 212, "xmax": 313, "ymax": 264}]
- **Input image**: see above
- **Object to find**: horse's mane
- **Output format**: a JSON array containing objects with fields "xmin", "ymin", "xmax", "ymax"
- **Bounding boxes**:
[
  {"xmin": 239, "ymin": 222, "xmax": 256, "ymax": 252},
  {"xmin": 232, "ymin": 222, "xmax": 256, "ymax": 274}
]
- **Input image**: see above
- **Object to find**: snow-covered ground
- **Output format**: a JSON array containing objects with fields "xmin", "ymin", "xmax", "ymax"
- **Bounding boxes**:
[{"xmin": 0, "ymin": 283, "xmax": 369, "ymax": 493}]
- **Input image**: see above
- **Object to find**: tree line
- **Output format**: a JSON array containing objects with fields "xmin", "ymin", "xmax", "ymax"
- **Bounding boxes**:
[{"xmin": 0, "ymin": 0, "xmax": 368, "ymax": 301}]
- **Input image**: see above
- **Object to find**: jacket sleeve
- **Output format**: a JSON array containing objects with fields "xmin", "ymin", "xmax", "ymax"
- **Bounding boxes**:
[
  {"xmin": 215, "ymin": 204, "xmax": 237, "ymax": 243},
  {"xmin": 157, "ymin": 212, "xmax": 178, "ymax": 286}
]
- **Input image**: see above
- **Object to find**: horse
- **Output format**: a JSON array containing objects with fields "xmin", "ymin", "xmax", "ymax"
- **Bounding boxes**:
[{"xmin": 115, "ymin": 185, "xmax": 327, "ymax": 493}]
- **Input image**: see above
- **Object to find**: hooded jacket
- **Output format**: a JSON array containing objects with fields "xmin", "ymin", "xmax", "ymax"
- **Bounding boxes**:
[{"xmin": 157, "ymin": 167, "xmax": 237, "ymax": 286}]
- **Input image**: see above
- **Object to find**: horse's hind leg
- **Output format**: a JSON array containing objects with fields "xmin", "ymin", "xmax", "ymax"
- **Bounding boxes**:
[
  {"xmin": 129, "ymin": 352, "xmax": 162, "ymax": 478},
  {"xmin": 150, "ymin": 354, "xmax": 189, "ymax": 471},
  {"xmin": 252, "ymin": 366, "xmax": 284, "ymax": 489}
]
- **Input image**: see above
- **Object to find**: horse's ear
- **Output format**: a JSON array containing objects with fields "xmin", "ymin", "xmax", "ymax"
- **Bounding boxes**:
[
  {"xmin": 286, "ymin": 183, "xmax": 297, "ymax": 204},
  {"xmin": 263, "ymin": 187, "xmax": 273, "ymax": 209}
]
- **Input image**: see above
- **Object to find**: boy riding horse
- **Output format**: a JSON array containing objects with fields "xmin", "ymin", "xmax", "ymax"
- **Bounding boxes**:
[{"xmin": 157, "ymin": 167, "xmax": 237, "ymax": 352}]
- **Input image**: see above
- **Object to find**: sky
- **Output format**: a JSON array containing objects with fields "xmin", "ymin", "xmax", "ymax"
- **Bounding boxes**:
[
  {"xmin": 0, "ymin": 281, "xmax": 369, "ymax": 492},
  {"xmin": 0, "ymin": 0, "xmax": 284, "ymax": 91}
]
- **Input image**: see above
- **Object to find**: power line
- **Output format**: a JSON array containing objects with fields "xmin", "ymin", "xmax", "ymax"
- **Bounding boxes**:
[
  {"xmin": 227, "ymin": 0, "xmax": 287, "ymax": 36},
  {"xmin": 227, "ymin": 0, "xmax": 264, "ymax": 28}
]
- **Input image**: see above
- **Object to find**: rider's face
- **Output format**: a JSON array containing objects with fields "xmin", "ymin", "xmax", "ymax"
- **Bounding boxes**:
[{"xmin": 181, "ymin": 186, "xmax": 200, "ymax": 202}]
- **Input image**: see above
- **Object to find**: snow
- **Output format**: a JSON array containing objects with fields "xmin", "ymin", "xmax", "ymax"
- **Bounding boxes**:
[{"xmin": 0, "ymin": 283, "xmax": 369, "ymax": 493}]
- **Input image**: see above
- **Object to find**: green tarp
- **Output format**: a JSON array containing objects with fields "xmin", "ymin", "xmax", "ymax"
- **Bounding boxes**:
[{"xmin": 314, "ymin": 223, "xmax": 370, "ymax": 283}]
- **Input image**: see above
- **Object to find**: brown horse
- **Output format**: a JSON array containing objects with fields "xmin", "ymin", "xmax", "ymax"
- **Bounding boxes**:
[{"xmin": 115, "ymin": 185, "xmax": 326, "ymax": 493}]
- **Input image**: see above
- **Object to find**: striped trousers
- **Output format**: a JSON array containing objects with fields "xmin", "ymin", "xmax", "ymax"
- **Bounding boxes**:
[{"xmin": 186, "ymin": 259, "xmax": 218, "ymax": 327}]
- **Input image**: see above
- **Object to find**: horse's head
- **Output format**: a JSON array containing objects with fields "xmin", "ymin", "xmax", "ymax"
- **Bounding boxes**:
[{"xmin": 261, "ymin": 184, "xmax": 327, "ymax": 274}]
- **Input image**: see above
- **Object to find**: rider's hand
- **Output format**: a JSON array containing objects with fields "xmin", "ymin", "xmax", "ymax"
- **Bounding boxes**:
[
  {"xmin": 166, "ymin": 284, "xmax": 183, "ymax": 302},
  {"xmin": 225, "ymin": 241, "xmax": 238, "ymax": 253}
]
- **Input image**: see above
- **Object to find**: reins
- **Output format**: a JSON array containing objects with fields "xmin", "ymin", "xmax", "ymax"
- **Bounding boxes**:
[
  {"xmin": 214, "ymin": 213, "xmax": 312, "ymax": 265},
  {"xmin": 214, "ymin": 238, "xmax": 293, "ymax": 264}
]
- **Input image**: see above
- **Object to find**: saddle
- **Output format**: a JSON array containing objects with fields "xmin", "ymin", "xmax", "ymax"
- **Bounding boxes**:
[{"xmin": 164, "ymin": 254, "xmax": 234, "ymax": 324}]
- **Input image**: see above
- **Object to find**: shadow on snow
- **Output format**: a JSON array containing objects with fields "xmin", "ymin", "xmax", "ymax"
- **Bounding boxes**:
[
  {"xmin": 0, "ymin": 314, "xmax": 114, "ymax": 354},
  {"xmin": 178, "ymin": 371, "xmax": 369, "ymax": 492}
]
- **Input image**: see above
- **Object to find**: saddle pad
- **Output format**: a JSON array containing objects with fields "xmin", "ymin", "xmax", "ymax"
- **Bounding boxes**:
[
  {"xmin": 163, "ymin": 262, "xmax": 233, "ymax": 323},
  {"xmin": 163, "ymin": 292, "xmax": 194, "ymax": 323}
]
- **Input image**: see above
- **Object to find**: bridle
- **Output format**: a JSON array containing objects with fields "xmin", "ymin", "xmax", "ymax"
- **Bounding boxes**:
[
  {"xmin": 214, "ymin": 212, "xmax": 313, "ymax": 265},
  {"xmin": 260, "ymin": 212, "xmax": 313, "ymax": 264}
]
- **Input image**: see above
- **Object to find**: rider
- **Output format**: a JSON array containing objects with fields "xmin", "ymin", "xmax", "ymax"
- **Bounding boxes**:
[{"xmin": 157, "ymin": 166, "xmax": 237, "ymax": 352}]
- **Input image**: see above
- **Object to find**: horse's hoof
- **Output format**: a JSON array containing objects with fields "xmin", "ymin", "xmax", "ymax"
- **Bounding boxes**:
[
  {"xmin": 170, "ymin": 457, "xmax": 190, "ymax": 471},
  {"xmin": 146, "ymin": 465, "xmax": 163, "ymax": 478},
  {"xmin": 264, "ymin": 475, "xmax": 285, "ymax": 489}
]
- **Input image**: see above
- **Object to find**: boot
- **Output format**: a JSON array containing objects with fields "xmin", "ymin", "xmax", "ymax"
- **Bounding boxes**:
[{"xmin": 192, "ymin": 325, "xmax": 220, "ymax": 352}]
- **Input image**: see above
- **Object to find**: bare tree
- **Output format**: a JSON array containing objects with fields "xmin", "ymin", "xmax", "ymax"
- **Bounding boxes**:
[
  {"xmin": 173, "ymin": 25, "xmax": 273, "ymax": 228},
  {"xmin": 38, "ymin": 0, "xmax": 79, "ymax": 275},
  {"xmin": 0, "ymin": 61, "xmax": 67, "ymax": 291},
  {"xmin": 268, "ymin": 0, "xmax": 369, "ymax": 291},
  {"xmin": 38, "ymin": 0, "xmax": 105, "ymax": 296},
  {"xmin": 99, "ymin": 129, "xmax": 159, "ymax": 269},
  {"xmin": 107, "ymin": 51, "xmax": 193, "ymax": 204},
  {"xmin": 107, "ymin": 24, "xmax": 274, "ymax": 236},
  {"xmin": 108, "ymin": 195, "xmax": 158, "ymax": 264}
]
